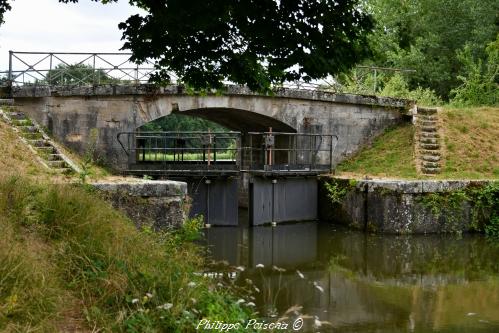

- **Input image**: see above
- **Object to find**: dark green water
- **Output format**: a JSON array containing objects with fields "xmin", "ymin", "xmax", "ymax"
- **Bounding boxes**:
[{"xmin": 202, "ymin": 222, "xmax": 499, "ymax": 332}]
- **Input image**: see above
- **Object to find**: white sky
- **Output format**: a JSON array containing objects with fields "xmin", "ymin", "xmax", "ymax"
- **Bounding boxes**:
[{"xmin": 0, "ymin": 0, "xmax": 146, "ymax": 70}]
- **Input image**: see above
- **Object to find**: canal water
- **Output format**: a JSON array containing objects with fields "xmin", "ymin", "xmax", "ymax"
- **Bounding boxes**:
[{"xmin": 202, "ymin": 221, "xmax": 499, "ymax": 332}]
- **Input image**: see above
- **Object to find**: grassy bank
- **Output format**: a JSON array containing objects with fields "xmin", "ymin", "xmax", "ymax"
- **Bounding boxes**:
[
  {"xmin": 336, "ymin": 107, "xmax": 499, "ymax": 179},
  {"xmin": 0, "ymin": 118, "xmax": 252, "ymax": 331},
  {"xmin": 0, "ymin": 177, "xmax": 253, "ymax": 332}
]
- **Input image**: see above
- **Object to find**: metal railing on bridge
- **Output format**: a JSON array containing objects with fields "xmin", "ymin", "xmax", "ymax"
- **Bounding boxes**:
[
  {"xmin": 117, "ymin": 131, "xmax": 241, "ymax": 176},
  {"xmin": 244, "ymin": 132, "xmax": 339, "ymax": 174},
  {"xmin": 117, "ymin": 131, "xmax": 338, "ymax": 176},
  {"xmin": 1, "ymin": 51, "xmax": 162, "ymax": 87}
]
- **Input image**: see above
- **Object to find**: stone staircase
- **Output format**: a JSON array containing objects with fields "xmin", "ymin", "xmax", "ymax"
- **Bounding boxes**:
[
  {"xmin": 415, "ymin": 107, "xmax": 442, "ymax": 175},
  {"xmin": 0, "ymin": 99, "xmax": 80, "ymax": 174}
]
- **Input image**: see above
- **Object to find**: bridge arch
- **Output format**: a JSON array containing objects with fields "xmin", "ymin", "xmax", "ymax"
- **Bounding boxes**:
[{"xmin": 138, "ymin": 107, "xmax": 297, "ymax": 133}]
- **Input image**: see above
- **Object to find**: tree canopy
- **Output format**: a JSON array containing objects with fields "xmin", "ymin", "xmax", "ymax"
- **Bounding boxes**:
[
  {"xmin": 364, "ymin": 0, "xmax": 499, "ymax": 99},
  {"xmin": 56, "ymin": 0, "xmax": 373, "ymax": 92}
]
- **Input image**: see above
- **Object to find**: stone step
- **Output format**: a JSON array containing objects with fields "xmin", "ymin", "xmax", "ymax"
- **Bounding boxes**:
[
  {"xmin": 420, "ymin": 132, "xmax": 440, "ymax": 138},
  {"xmin": 29, "ymin": 139, "xmax": 51, "ymax": 147},
  {"xmin": 420, "ymin": 120, "xmax": 438, "ymax": 127},
  {"xmin": 420, "ymin": 143, "xmax": 440, "ymax": 150},
  {"xmin": 47, "ymin": 160, "xmax": 67, "ymax": 168},
  {"xmin": 8, "ymin": 113, "xmax": 28, "ymax": 121},
  {"xmin": 0, "ymin": 99, "xmax": 15, "ymax": 106},
  {"xmin": 22, "ymin": 132, "xmax": 44, "ymax": 140},
  {"xmin": 422, "ymin": 167, "xmax": 441, "ymax": 174},
  {"xmin": 418, "ymin": 107, "xmax": 438, "ymax": 115},
  {"xmin": 417, "ymin": 115, "xmax": 438, "ymax": 121},
  {"xmin": 54, "ymin": 167, "xmax": 73, "ymax": 174},
  {"xmin": 420, "ymin": 137, "xmax": 438, "ymax": 144},
  {"xmin": 46, "ymin": 153, "xmax": 63, "ymax": 161},
  {"xmin": 421, "ymin": 126, "xmax": 437, "ymax": 133},
  {"xmin": 420, "ymin": 149, "xmax": 441, "ymax": 156},
  {"xmin": 36, "ymin": 146, "xmax": 56, "ymax": 154},
  {"xmin": 18, "ymin": 125, "xmax": 38, "ymax": 133},
  {"xmin": 422, "ymin": 161, "xmax": 440, "ymax": 168},
  {"xmin": 422, "ymin": 155, "xmax": 441, "ymax": 162}
]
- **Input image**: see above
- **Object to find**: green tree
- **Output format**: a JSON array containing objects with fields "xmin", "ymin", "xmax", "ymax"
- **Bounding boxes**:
[
  {"xmin": 366, "ymin": 0, "xmax": 499, "ymax": 99},
  {"xmin": 450, "ymin": 35, "xmax": 499, "ymax": 106},
  {"xmin": 0, "ymin": 0, "xmax": 11, "ymax": 25},
  {"xmin": 60, "ymin": 0, "xmax": 374, "ymax": 92}
]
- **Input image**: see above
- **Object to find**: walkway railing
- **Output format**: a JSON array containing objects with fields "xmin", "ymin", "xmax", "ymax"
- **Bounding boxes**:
[
  {"xmin": 117, "ymin": 131, "xmax": 338, "ymax": 176},
  {"xmin": 1, "ymin": 51, "xmax": 161, "ymax": 86},
  {"xmin": 117, "ymin": 131, "xmax": 241, "ymax": 175},
  {"xmin": 243, "ymin": 132, "xmax": 339, "ymax": 174}
]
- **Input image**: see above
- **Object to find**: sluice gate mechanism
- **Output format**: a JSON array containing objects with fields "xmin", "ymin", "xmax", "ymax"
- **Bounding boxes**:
[{"xmin": 117, "ymin": 131, "xmax": 338, "ymax": 226}]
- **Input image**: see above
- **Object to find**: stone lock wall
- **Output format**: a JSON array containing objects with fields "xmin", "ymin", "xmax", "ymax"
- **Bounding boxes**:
[
  {"xmin": 319, "ymin": 178, "xmax": 496, "ymax": 234},
  {"xmin": 92, "ymin": 180, "xmax": 188, "ymax": 230}
]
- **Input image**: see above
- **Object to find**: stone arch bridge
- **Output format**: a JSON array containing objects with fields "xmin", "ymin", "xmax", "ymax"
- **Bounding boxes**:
[{"xmin": 12, "ymin": 84, "xmax": 414, "ymax": 169}]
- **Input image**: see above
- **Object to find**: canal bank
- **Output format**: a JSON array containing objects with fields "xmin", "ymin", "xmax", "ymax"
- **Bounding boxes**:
[{"xmin": 319, "ymin": 178, "xmax": 499, "ymax": 234}]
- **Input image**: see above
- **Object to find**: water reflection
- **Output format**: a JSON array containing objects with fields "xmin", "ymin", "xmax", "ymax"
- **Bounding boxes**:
[{"xmin": 203, "ymin": 222, "xmax": 499, "ymax": 333}]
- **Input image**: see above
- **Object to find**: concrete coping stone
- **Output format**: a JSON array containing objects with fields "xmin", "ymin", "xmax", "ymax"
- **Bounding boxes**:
[
  {"xmin": 351, "ymin": 179, "xmax": 495, "ymax": 194},
  {"xmin": 12, "ymin": 84, "xmax": 414, "ymax": 111},
  {"xmin": 92, "ymin": 179, "xmax": 187, "ymax": 197}
]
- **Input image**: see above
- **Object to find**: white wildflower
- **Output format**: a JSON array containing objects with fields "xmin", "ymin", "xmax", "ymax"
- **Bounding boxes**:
[
  {"xmin": 313, "ymin": 282, "xmax": 324, "ymax": 293},
  {"xmin": 256, "ymin": 263, "xmax": 264, "ymax": 268},
  {"xmin": 296, "ymin": 270, "xmax": 305, "ymax": 279},
  {"xmin": 146, "ymin": 293, "xmax": 153, "ymax": 298},
  {"xmin": 235, "ymin": 266, "xmax": 245, "ymax": 271},
  {"xmin": 246, "ymin": 302, "xmax": 256, "ymax": 307},
  {"xmin": 187, "ymin": 282, "xmax": 197, "ymax": 288},
  {"xmin": 157, "ymin": 303, "xmax": 173, "ymax": 310},
  {"xmin": 236, "ymin": 299, "xmax": 245, "ymax": 305},
  {"xmin": 131, "ymin": 298, "xmax": 139, "ymax": 304}
]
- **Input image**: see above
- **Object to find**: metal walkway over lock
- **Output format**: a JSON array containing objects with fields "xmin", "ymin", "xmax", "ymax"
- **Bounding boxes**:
[{"xmin": 117, "ymin": 131, "xmax": 338, "ymax": 226}]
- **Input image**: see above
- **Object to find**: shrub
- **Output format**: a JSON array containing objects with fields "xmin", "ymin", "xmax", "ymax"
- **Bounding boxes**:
[{"xmin": 450, "ymin": 36, "xmax": 499, "ymax": 107}]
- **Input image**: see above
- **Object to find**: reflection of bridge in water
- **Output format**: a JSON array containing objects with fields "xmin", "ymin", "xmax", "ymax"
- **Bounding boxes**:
[{"xmin": 203, "ymin": 223, "xmax": 499, "ymax": 332}]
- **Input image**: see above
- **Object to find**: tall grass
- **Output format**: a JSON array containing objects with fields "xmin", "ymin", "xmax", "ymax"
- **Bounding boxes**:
[{"xmin": 0, "ymin": 176, "xmax": 252, "ymax": 332}]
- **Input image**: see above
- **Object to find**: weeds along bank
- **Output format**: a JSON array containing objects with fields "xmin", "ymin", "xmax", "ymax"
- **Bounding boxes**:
[{"xmin": 0, "ymin": 177, "xmax": 254, "ymax": 332}]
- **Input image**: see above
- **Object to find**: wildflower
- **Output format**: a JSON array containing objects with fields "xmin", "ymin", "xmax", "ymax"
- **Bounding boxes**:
[
  {"xmin": 296, "ymin": 270, "xmax": 305, "ymax": 279},
  {"xmin": 256, "ymin": 263, "xmax": 264, "ymax": 268},
  {"xmin": 131, "ymin": 298, "xmax": 139, "ymax": 304},
  {"xmin": 146, "ymin": 293, "xmax": 153, "ymax": 298},
  {"xmin": 235, "ymin": 266, "xmax": 245, "ymax": 271},
  {"xmin": 272, "ymin": 265, "xmax": 286, "ymax": 272},
  {"xmin": 157, "ymin": 303, "xmax": 173, "ymax": 310},
  {"xmin": 236, "ymin": 299, "xmax": 245, "ymax": 305},
  {"xmin": 187, "ymin": 281, "xmax": 197, "ymax": 288},
  {"xmin": 254, "ymin": 286, "xmax": 260, "ymax": 293},
  {"xmin": 246, "ymin": 302, "xmax": 256, "ymax": 307},
  {"xmin": 313, "ymin": 282, "xmax": 324, "ymax": 293}
]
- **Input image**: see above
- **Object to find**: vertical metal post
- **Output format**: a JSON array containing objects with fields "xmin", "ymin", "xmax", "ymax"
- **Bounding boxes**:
[
  {"xmin": 48, "ymin": 54, "xmax": 53, "ymax": 86},
  {"xmin": 271, "ymin": 179, "xmax": 277, "ymax": 226},
  {"xmin": 92, "ymin": 54, "xmax": 96, "ymax": 85},
  {"xmin": 205, "ymin": 179, "xmax": 211, "ymax": 226},
  {"xmin": 373, "ymin": 68, "xmax": 377, "ymax": 93},
  {"xmin": 135, "ymin": 64, "xmax": 139, "ymax": 85},
  {"xmin": 249, "ymin": 134, "xmax": 253, "ymax": 170},
  {"xmin": 8, "ymin": 50, "xmax": 13, "ymax": 87},
  {"xmin": 329, "ymin": 135, "xmax": 334, "ymax": 173}
]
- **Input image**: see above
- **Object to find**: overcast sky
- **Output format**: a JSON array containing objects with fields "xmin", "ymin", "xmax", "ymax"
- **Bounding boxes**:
[{"xmin": 0, "ymin": 0, "xmax": 145, "ymax": 70}]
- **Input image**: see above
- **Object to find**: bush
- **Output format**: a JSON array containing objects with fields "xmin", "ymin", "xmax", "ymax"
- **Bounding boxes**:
[
  {"xmin": 450, "ymin": 36, "xmax": 499, "ymax": 107},
  {"xmin": 380, "ymin": 74, "xmax": 442, "ymax": 106}
]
